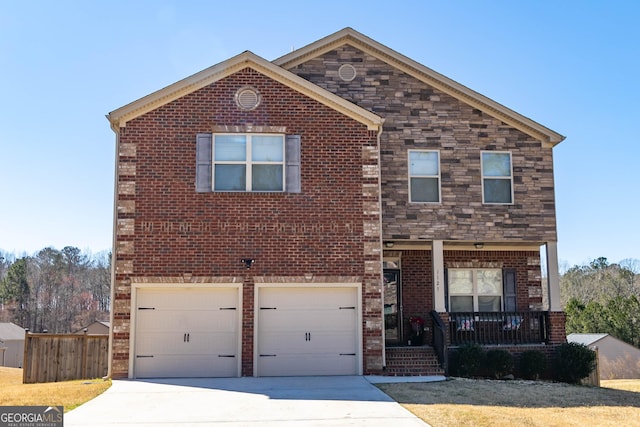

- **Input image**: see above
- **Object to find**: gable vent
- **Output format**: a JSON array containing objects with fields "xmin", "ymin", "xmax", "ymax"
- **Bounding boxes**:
[
  {"xmin": 235, "ymin": 87, "xmax": 261, "ymax": 110},
  {"xmin": 338, "ymin": 64, "xmax": 357, "ymax": 82}
]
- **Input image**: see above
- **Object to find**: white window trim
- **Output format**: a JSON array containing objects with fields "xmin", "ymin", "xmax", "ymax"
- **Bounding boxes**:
[
  {"xmin": 481, "ymin": 150, "xmax": 514, "ymax": 205},
  {"xmin": 408, "ymin": 149, "xmax": 441, "ymax": 204},
  {"xmin": 213, "ymin": 133, "xmax": 285, "ymax": 192},
  {"xmin": 448, "ymin": 268, "xmax": 503, "ymax": 312}
]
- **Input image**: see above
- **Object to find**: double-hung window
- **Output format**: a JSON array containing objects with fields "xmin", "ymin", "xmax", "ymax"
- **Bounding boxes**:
[
  {"xmin": 408, "ymin": 150, "xmax": 440, "ymax": 203},
  {"xmin": 214, "ymin": 134, "xmax": 284, "ymax": 191},
  {"xmin": 481, "ymin": 151, "xmax": 513, "ymax": 204},
  {"xmin": 448, "ymin": 269, "xmax": 503, "ymax": 312},
  {"xmin": 196, "ymin": 133, "xmax": 301, "ymax": 193}
]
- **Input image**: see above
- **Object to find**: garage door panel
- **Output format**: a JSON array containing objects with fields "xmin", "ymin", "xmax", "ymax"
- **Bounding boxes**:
[
  {"xmin": 138, "ymin": 288, "xmax": 236, "ymax": 310},
  {"xmin": 259, "ymin": 309, "xmax": 354, "ymax": 331},
  {"xmin": 135, "ymin": 287, "xmax": 239, "ymax": 378},
  {"xmin": 260, "ymin": 287, "xmax": 356, "ymax": 308},
  {"xmin": 136, "ymin": 332, "xmax": 192, "ymax": 356},
  {"xmin": 136, "ymin": 310, "xmax": 189, "ymax": 332},
  {"xmin": 307, "ymin": 331, "xmax": 357, "ymax": 352},
  {"xmin": 259, "ymin": 353, "xmax": 357, "ymax": 377},
  {"xmin": 187, "ymin": 332, "xmax": 237, "ymax": 354},
  {"xmin": 259, "ymin": 331, "xmax": 356, "ymax": 355},
  {"xmin": 136, "ymin": 354, "xmax": 237, "ymax": 378},
  {"xmin": 137, "ymin": 331, "xmax": 237, "ymax": 356},
  {"xmin": 258, "ymin": 287, "xmax": 358, "ymax": 376},
  {"xmin": 137, "ymin": 311, "xmax": 237, "ymax": 338}
]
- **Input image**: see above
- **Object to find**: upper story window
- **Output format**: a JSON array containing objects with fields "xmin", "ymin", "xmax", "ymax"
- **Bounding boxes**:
[
  {"xmin": 408, "ymin": 150, "xmax": 440, "ymax": 203},
  {"xmin": 214, "ymin": 134, "xmax": 284, "ymax": 191},
  {"xmin": 196, "ymin": 133, "xmax": 301, "ymax": 193},
  {"xmin": 481, "ymin": 151, "xmax": 513, "ymax": 204}
]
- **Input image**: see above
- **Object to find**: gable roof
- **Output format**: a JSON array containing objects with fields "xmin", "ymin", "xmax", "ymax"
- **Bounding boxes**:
[
  {"xmin": 107, "ymin": 51, "xmax": 383, "ymax": 132},
  {"xmin": 274, "ymin": 28, "xmax": 565, "ymax": 147},
  {"xmin": 0, "ymin": 322, "xmax": 25, "ymax": 341},
  {"xmin": 567, "ymin": 333, "xmax": 609, "ymax": 346}
]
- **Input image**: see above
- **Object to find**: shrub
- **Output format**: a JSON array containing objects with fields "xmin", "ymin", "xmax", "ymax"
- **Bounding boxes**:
[
  {"xmin": 519, "ymin": 350, "xmax": 547, "ymax": 380},
  {"xmin": 453, "ymin": 343, "xmax": 485, "ymax": 377},
  {"xmin": 486, "ymin": 349, "xmax": 514, "ymax": 379},
  {"xmin": 554, "ymin": 342, "xmax": 596, "ymax": 384}
]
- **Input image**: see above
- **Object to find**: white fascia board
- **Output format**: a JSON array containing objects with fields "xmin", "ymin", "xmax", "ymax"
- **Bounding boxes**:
[{"xmin": 107, "ymin": 50, "xmax": 383, "ymax": 132}]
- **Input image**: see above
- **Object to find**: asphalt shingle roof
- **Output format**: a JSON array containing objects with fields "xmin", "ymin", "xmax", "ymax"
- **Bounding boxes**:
[{"xmin": 0, "ymin": 322, "xmax": 25, "ymax": 341}]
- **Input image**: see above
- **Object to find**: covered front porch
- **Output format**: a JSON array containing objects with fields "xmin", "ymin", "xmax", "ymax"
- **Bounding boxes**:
[{"xmin": 381, "ymin": 240, "xmax": 566, "ymax": 375}]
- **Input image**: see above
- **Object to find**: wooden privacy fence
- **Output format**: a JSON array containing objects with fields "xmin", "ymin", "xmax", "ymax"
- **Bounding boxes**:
[
  {"xmin": 581, "ymin": 347, "xmax": 601, "ymax": 387},
  {"xmin": 23, "ymin": 332, "xmax": 109, "ymax": 383}
]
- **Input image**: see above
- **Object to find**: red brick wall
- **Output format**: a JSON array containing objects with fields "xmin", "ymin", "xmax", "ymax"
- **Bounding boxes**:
[
  {"xmin": 398, "ymin": 250, "xmax": 433, "ymax": 344},
  {"xmin": 122, "ymin": 69, "xmax": 372, "ymax": 277},
  {"xmin": 112, "ymin": 68, "xmax": 383, "ymax": 377},
  {"xmin": 548, "ymin": 311, "xmax": 567, "ymax": 344},
  {"xmin": 241, "ymin": 278, "xmax": 254, "ymax": 377}
]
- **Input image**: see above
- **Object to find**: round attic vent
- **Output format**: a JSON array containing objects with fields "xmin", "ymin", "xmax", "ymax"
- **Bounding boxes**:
[
  {"xmin": 235, "ymin": 87, "xmax": 261, "ymax": 110},
  {"xmin": 338, "ymin": 64, "xmax": 357, "ymax": 82}
]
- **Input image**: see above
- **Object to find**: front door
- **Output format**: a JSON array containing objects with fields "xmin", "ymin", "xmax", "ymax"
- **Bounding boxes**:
[{"xmin": 383, "ymin": 269, "xmax": 402, "ymax": 345}]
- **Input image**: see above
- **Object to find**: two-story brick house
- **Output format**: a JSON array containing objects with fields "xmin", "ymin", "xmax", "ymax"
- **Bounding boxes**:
[{"xmin": 107, "ymin": 28, "xmax": 565, "ymax": 379}]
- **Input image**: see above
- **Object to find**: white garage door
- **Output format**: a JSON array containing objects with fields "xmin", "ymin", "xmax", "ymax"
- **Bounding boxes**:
[
  {"xmin": 134, "ymin": 287, "xmax": 239, "ymax": 378},
  {"xmin": 257, "ymin": 287, "xmax": 358, "ymax": 376}
]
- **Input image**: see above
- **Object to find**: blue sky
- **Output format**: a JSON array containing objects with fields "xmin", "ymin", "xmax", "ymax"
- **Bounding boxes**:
[{"xmin": 0, "ymin": 1, "xmax": 638, "ymax": 268}]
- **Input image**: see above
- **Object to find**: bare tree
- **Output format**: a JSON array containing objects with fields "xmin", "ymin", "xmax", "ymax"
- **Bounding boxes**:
[{"xmin": 0, "ymin": 247, "xmax": 111, "ymax": 333}]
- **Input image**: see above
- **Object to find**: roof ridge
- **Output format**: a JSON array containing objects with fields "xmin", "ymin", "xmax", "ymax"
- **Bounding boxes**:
[{"xmin": 273, "ymin": 28, "xmax": 565, "ymax": 146}]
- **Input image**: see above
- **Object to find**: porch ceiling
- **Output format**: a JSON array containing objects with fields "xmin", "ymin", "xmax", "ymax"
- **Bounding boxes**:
[{"xmin": 383, "ymin": 240, "xmax": 544, "ymax": 251}]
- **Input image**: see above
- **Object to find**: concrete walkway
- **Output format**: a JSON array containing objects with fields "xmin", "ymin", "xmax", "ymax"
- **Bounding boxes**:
[{"xmin": 65, "ymin": 376, "xmax": 444, "ymax": 426}]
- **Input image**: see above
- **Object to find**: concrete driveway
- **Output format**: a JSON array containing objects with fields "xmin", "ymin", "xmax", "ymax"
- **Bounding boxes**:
[{"xmin": 65, "ymin": 376, "xmax": 438, "ymax": 426}]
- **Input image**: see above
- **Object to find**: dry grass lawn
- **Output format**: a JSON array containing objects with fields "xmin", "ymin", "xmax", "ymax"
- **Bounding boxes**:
[
  {"xmin": 0, "ymin": 367, "xmax": 111, "ymax": 412},
  {"xmin": 601, "ymin": 379, "xmax": 640, "ymax": 393},
  {"xmin": 379, "ymin": 377, "xmax": 640, "ymax": 427}
]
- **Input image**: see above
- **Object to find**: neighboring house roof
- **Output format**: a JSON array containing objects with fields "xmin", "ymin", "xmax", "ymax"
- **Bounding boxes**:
[
  {"xmin": 107, "ymin": 50, "xmax": 383, "ymax": 132},
  {"xmin": 0, "ymin": 322, "xmax": 25, "ymax": 341},
  {"xmin": 73, "ymin": 320, "xmax": 110, "ymax": 334},
  {"xmin": 274, "ymin": 27, "xmax": 565, "ymax": 147},
  {"xmin": 567, "ymin": 333, "xmax": 610, "ymax": 346},
  {"xmin": 82, "ymin": 320, "xmax": 110, "ymax": 329}
]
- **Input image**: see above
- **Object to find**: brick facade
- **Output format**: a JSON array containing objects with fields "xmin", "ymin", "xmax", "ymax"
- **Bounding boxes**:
[
  {"xmin": 548, "ymin": 311, "xmax": 568, "ymax": 344},
  {"xmin": 111, "ymin": 68, "xmax": 384, "ymax": 378},
  {"xmin": 109, "ymin": 29, "xmax": 566, "ymax": 378},
  {"xmin": 286, "ymin": 45, "xmax": 558, "ymax": 243}
]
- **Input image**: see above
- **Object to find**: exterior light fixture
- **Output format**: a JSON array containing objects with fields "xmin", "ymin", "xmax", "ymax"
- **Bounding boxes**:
[
  {"xmin": 384, "ymin": 242, "xmax": 394, "ymax": 248},
  {"xmin": 474, "ymin": 243, "xmax": 484, "ymax": 249},
  {"xmin": 241, "ymin": 258, "xmax": 255, "ymax": 269}
]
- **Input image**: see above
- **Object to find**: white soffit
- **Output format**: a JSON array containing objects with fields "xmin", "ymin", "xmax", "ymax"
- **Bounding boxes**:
[
  {"xmin": 107, "ymin": 51, "xmax": 383, "ymax": 132},
  {"xmin": 274, "ymin": 28, "xmax": 565, "ymax": 147}
]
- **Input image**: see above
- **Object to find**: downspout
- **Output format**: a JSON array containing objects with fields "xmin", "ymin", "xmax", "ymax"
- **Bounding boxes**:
[
  {"xmin": 106, "ymin": 115, "xmax": 120, "ymax": 379},
  {"xmin": 376, "ymin": 123, "xmax": 386, "ymax": 371}
]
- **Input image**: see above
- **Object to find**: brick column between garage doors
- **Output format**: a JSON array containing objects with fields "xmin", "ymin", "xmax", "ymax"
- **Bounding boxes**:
[{"xmin": 241, "ymin": 276, "xmax": 255, "ymax": 376}]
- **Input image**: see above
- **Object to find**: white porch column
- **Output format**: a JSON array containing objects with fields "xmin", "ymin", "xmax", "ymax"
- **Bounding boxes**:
[
  {"xmin": 546, "ymin": 242, "xmax": 562, "ymax": 311},
  {"xmin": 432, "ymin": 240, "xmax": 446, "ymax": 312}
]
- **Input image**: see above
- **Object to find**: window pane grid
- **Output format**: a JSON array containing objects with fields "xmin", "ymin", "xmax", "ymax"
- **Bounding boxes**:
[
  {"xmin": 481, "ymin": 151, "xmax": 513, "ymax": 204},
  {"xmin": 213, "ymin": 134, "xmax": 284, "ymax": 192},
  {"xmin": 449, "ymin": 269, "xmax": 503, "ymax": 312},
  {"xmin": 408, "ymin": 150, "xmax": 440, "ymax": 203}
]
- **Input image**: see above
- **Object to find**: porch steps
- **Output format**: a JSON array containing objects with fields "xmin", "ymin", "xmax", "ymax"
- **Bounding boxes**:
[{"xmin": 384, "ymin": 346, "xmax": 445, "ymax": 376}]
